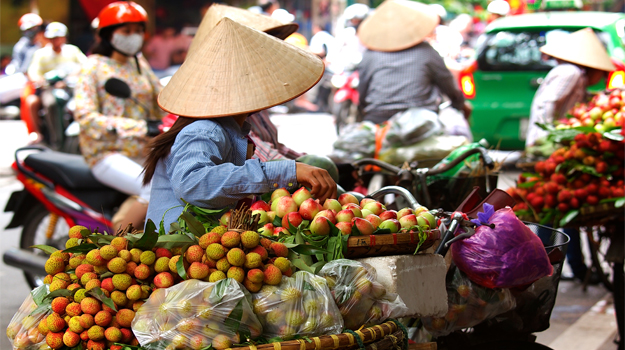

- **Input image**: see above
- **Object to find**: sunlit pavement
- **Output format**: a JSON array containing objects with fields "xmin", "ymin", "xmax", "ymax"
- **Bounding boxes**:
[{"xmin": 0, "ymin": 116, "xmax": 618, "ymax": 350}]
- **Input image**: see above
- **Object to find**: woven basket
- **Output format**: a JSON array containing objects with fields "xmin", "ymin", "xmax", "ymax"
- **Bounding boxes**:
[
  {"xmin": 565, "ymin": 201, "xmax": 623, "ymax": 228},
  {"xmin": 345, "ymin": 230, "xmax": 440, "ymax": 259},
  {"xmin": 228, "ymin": 321, "xmax": 411, "ymax": 350}
]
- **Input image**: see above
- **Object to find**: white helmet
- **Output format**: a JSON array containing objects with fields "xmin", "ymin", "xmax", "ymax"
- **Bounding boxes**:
[
  {"xmin": 44, "ymin": 22, "xmax": 68, "ymax": 39},
  {"xmin": 344, "ymin": 3, "xmax": 369, "ymax": 21},
  {"xmin": 271, "ymin": 9, "xmax": 295, "ymax": 24},
  {"xmin": 429, "ymin": 4, "xmax": 447, "ymax": 21},
  {"xmin": 487, "ymin": 0, "xmax": 510, "ymax": 16}
]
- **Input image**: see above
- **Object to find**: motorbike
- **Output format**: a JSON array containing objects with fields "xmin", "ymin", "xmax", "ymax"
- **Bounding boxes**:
[
  {"xmin": 331, "ymin": 69, "xmax": 360, "ymax": 134},
  {"xmin": 2, "ymin": 78, "xmax": 148, "ymax": 288}
]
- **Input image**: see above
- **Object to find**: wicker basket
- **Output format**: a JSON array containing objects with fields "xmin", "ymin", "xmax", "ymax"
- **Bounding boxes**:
[
  {"xmin": 345, "ymin": 230, "xmax": 440, "ymax": 258},
  {"xmin": 227, "ymin": 321, "xmax": 423, "ymax": 350},
  {"xmin": 565, "ymin": 201, "xmax": 623, "ymax": 228}
]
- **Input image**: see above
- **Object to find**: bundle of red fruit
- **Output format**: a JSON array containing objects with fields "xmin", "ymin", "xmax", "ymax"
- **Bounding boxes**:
[
  {"xmin": 218, "ymin": 187, "xmax": 437, "ymax": 237},
  {"xmin": 508, "ymin": 132, "xmax": 624, "ymax": 220},
  {"xmin": 562, "ymin": 89, "xmax": 625, "ymax": 133}
]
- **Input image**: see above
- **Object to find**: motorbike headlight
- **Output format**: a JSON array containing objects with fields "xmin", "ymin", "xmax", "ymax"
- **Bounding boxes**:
[
  {"xmin": 331, "ymin": 75, "xmax": 347, "ymax": 89},
  {"xmin": 350, "ymin": 77, "xmax": 360, "ymax": 89}
]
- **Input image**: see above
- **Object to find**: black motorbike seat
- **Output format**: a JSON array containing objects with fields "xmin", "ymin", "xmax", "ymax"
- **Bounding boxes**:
[{"xmin": 24, "ymin": 150, "xmax": 108, "ymax": 190}]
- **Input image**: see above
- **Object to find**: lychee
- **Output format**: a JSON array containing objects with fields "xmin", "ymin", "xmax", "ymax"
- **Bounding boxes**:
[
  {"xmin": 249, "ymin": 246, "xmax": 269, "ymax": 261},
  {"xmin": 51, "ymin": 297, "xmax": 70, "ymax": 314},
  {"xmin": 129, "ymin": 248, "xmax": 143, "ymax": 263},
  {"xmin": 134, "ymin": 263, "xmax": 151, "ymax": 280},
  {"xmin": 118, "ymin": 249, "xmax": 132, "ymax": 262},
  {"xmin": 112, "ymin": 273, "xmax": 132, "ymax": 290},
  {"xmin": 68, "ymin": 316, "xmax": 83, "ymax": 333},
  {"xmin": 78, "ymin": 314, "xmax": 95, "ymax": 329},
  {"xmin": 188, "ymin": 262, "xmax": 209, "ymax": 279},
  {"xmin": 69, "ymin": 225, "xmax": 89, "ymax": 238},
  {"xmin": 46, "ymin": 331, "xmax": 64, "ymax": 349},
  {"xmin": 285, "ymin": 310, "xmax": 306, "ymax": 327},
  {"xmin": 227, "ymin": 266, "xmax": 245, "ymax": 283},
  {"xmin": 94, "ymin": 310, "xmax": 112, "ymax": 327},
  {"xmin": 221, "ymin": 231, "xmax": 241, "ymax": 248},
  {"xmin": 126, "ymin": 284, "xmax": 142, "ymax": 301},
  {"xmin": 106, "ymin": 257, "xmax": 127, "ymax": 274},
  {"xmin": 65, "ymin": 237, "xmax": 80, "ymax": 249},
  {"xmin": 75, "ymin": 263, "xmax": 94, "ymax": 279},
  {"xmin": 244, "ymin": 252, "xmax": 262, "ymax": 269},
  {"xmin": 46, "ymin": 313, "xmax": 66, "ymax": 332},
  {"xmin": 212, "ymin": 334, "xmax": 233, "ymax": 350},
  {"xmin": 154, "ymin": 272, "xmax": 174, "ymax": 288},
  {"xmin": 216, "ymin": 257, "xmax": 231, "ymax": 272},
  {"xmin": 74, "ymin": 288, "xmax": 88, "ymax": 303},
  {"xmin": 211, "ymin": 225, "xmax": 228, "ymax": 235},
  {"xmin": 49, "ymin": 278, "xmax": 70, "ymax": 292},
  {"xmin": 155, "ymin": 247, "xmax": 173, "ymax": 258},
  {"xmin": 199, "ymin": 232, "xmax": 222, "ymax": 249},
  {"xmin": 110, "ymin": 237, "xmax": 128, "ymax": 252},
  {"xmin": 184, "ymin": 245, "xmax": 204, "ymax": 264},
  {"xmin": 99, "ymin": 245, "xmax": 118, "ymax": 260},
  {"xmin": 69, "ymin": 254, "xmax": 86, "ymax": 268},
  {"xmin": 81, "ymin": 297, "xmax": 102, "ymax": 315},
  {"xmin": 154, "ymin": 257, "xmax": 170, "ymax": 273},
  {"xmin": 264, "ymin": 264, "xmax": 283, "ymax": 285},
  {"xmin": 209, "ymin": 270, "xmax": 226, "ymax": 282},
  {"xmin": 190, "ymin": 334, "xmax": 210, "ymax": 350},
  {"xmin": 45, "ymin": 256, "xmax": 65, "ymax": 275},
  {"xmin": 270, "ymin": 242, "xmax": 289, "ymax": 257},
  {"xmin": 111, "ymin": 290, "xmax": 128, "ymax": 308},
  {"xmin": 169, "ymin": 255, "xmax": 188, "ymax": 274},
  {"xmin": 87, "ymin": 339, "xmax": 106, "ymax": 350},
  {"xmin": 226, "ymin": 248, "xmax": 245, "ymax": 267},
  {"xmin": 243, "ymin": 278, "xmax": 262, "ymax": 292},
  {"xmin": 125, "ymin": 260, "xmax": 138, "ymax": 275},
  {"xmin": 273, "ymin": 257, "xmax": 291, "ymax": 273},
  {"xmin": 103, "ymin": 326, "xmax": 122, "ymax": 342},
  {"xmin": 247, "ymin": 269, "xmax": 264, "ymax": 283},
  {"xmin": 139, "ymin": 250, "xmax": 156, "ymax": 265},
  {"xmin": 116, "ymin": 308, "xmax": 135, "ymax": 328},
  {"xmin": 241, "ymin": 231, "xmax": 260, "ymax": 248},
  {"xmin": 87, "ymin": 325, "xmax": 105, "ymax": 340},
  {"xmin": 206, "ymin": 243, "xmax": 227, "ymax": 260},
  {"xmin": 85, "ymin": 278, "xmax": 102, "ymax": 291},
  {"xmin": 86, "ymin": 249, "xmax": 106, "ymax": 266}
]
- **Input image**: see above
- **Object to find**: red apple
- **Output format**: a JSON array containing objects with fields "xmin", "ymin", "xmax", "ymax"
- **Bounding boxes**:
[
  {"xmin": 252, "ymin": 209, "xmax": 268, "ymax": 225},
  {"xmin": 292, "ymin": 187, "xmax": 312, "ymax": 207},
  {"xmin": 336, "ymin": 209, "xmax": 356, "ymax": 223},
  {"xmin": 379, "ymin": 210, "xmax": 397, "ymax": 221},
  {"xmin": 310, "ymin": 216, "xmax": 331, "ymax": 236},
  {"xmin": 399, "ymin": 214, "xmax": 418, "ymax": 229},
  {"xmin": 299, "ymin": 198, "xmax": 322, "ymax": 220},
  {"xmin": 271, "ymin": 188, "xmax": 290, "ymax": 202},
  {"xmin": 273, "ymin": 227, "xmax": 290, "ymax": 236},
  {"xmin": 314, "ymin": 209, "xmax": 337, "ymax": 224},
  {"xmin": 220, "ymin": 211, "xmax": 232, "ymax": 226},
  {"xmin": 396, "ymin": 208, "xmax": 414, "ymax": 220},
  {"xmin": 275, "ymin": 196, "xmax": 298, "ymax": 218},
  {"xmin": 282, "ymin": 212, "xmax": 303, "ymax": 229},
  {"xmin": 259, "ymin": 223, "xmax": 274, "ymax": 237},
  {"xmin": 250, "ymin": 200, "xmax": 270, "ymax": 212},
  {"xmin": 342, "ymin": 203, "xmax": 362, "ymax": 218},
  {"xmin": 363, "ymin": 201, "xmax": 385, "ymax": 215},
  {"xmin": 379, "ymin": 219, "xmax": 400, "ymax": 233},
  {"xmin": 323, "ymin": 199, "xmax": 343, "ymax": 212},
  {"xmin": 351, "ymin": 217, "xmax": 374, "ymax": 236},
  {"xmin": 365, "ymin": 214, "xmax": 382, "ymax": 230},
  {"xmin": 360, "ymin": 198, "xmax": 376, "ymax": 207},
  {"xmin": 338, "ymin": 193, "xmax": 359, "ymax": 206},
  {"xmin": 335, "ymin": 221, "xmax": 353, "ymax": 235}
]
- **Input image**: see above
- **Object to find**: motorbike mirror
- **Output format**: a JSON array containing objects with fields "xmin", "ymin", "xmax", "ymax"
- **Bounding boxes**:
[{"xmin": 104, "ymin": 78, "xmax": 131, "ymax": 99}]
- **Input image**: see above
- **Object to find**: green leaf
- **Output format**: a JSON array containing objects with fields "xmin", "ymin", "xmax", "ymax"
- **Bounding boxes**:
[
  {"xmin": 559, "ymin": 209, "xmax": 580, "ymax": 227},
  {"xmin": 190, "ymin": 205, "xmax": 227, "ymax": 216},
  {"xmin": 209, "ymin": 279, "xmax": 229, "ymax": 304},
  {"xmin": 288, "ymin": 244, "xmax": 330, "ymax": 255},
  {"xmin": 42, "ymin": 289, "xmax": 71, "ymax": 303},
  {"xmin": 88, "ymin": 287, "xmax": 117, "ymax": 312},
  {"xmin": 88, "ymin": 235, "xmax": 115, "ymax": 244},
  {"xmin": 373, "ymin": 228, "xmax": 391, "ymax": 235},
  {"xmin": 616, "ymin": 198, "xmax": 625, "ymax": 208},
  {"xmin": 30, "ymin": 245, "xmax": 59, "ymax": 255},
  {"xmin": 292, "ymin": 259, "xmax": 314, "ymax": 273},
  {"xmin": 224, "ymin": 299, "xmax": 243, "ymax": 334},
  {"xmin": 310, "ymin": 261, "xmax": 327, "ymax": 274},
  {"xmin": 63, "ymin": 243, "xmax": 98, "ymax": 254},
  {"xmin": 29, "ymin": 303, "xmax": 51, "ymax": 317},
  {"xmin": 604, "ymin": 129, "xmax": 624, "ymax": 141},
  {"xmin": 181, "ymin": 211, "xmax": 206, "ymax": 237},
  {"xmin": 517, "ymin": 180, "xmax": 537, "ymax": 189},
  {"xmin": 302, "ymin": 280, "xmax": 315, "ymax": 291},
  {"xmin": 272, "ymin": 215, "xmax": 282, "ymax": 227},
  {"xmin": 99, "ymin": 272, "xmax": 113, "ymax": 279},
  {"xmin": 31, "ymin": 285, "xmax": 49, "ymax": 306},
  {"xmin": 539, "ymin": 209, "xmax": 556, "ymax": 226},
  {"xmin": 177, "ymin": 255, "xmax": 188, "ymax": 280},
  {"xmin": 132, "ymin": 220, "xmax": 159, "ymax": 250},
  {"xmin": 521, "ymin": 172, "xmax": 539, "ymax": 178},
  {"xmin": 572, "ymin": 164, "xmax": 602, "ymax": 177}
]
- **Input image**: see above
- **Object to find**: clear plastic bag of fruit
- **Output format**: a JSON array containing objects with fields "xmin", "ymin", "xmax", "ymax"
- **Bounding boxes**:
[
  {"xmin": 317, "ymin": 259, "xmax": 409, "ymax": 330},
  {"xmin": 7, "ymin": 285, "xmax": 51, "ymax": 350},
  {"xmin": 420, "ymin": 266, "xmax": 516, "ymax": 337},
  {"xmin": 251, "ymin": 270, "xmax": 343, "ymax": 339},
  {"xmin": 131, "ymin": 278, "xmax": 262, "ymax": 350}
]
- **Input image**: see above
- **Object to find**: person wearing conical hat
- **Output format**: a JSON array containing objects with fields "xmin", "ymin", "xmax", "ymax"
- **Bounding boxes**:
[
  {"xmin": 142, "ymin": 18, "xmax": 336, "ymax": 228},
  {"xmin": 356, "ymin": 0, "xmax": 471, "ymax": 124},
  {"xmin": 526, "ymin": 28, "xmax": 616, "ymax": 148}
]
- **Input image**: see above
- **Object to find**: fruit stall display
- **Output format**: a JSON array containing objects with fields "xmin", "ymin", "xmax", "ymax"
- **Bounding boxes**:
[
  {"xmin": 7, "ymin": 185, "xmax": 439, "ymax": 350},
  {"xmin": 509, "ymin": 89, "xmax": 625, "ymax": 226}
]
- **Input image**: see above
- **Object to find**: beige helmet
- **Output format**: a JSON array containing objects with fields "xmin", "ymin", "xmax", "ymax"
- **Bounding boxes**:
[
  {"xmin": 540, "ymin": 28, "xmax": 615, "ymax": 72},
  {"xmin": 187, "ymin": 3, "xmax": 298, "ymax": 57},
  {"xmin": 358, "ymin": 0, "xmax": 439, "ymax": 52},
  {"xmin": 158, "ymin": 18, "xmax": 324, "ymax": 118}
]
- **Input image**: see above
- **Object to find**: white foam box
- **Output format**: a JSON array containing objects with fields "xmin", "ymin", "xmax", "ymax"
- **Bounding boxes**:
[{"xmin": 356, "ymin": 254, "xmax": 448, "ymax": 318}]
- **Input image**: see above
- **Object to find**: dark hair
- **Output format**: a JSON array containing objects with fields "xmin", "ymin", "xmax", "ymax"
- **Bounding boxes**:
[
  {"xmin": 142, "ymin": 116, "xmax": 197, "ymax": 185},
  {"xmin": 259, "ymin": 0, "xmax": 277, "ymax": 12}
]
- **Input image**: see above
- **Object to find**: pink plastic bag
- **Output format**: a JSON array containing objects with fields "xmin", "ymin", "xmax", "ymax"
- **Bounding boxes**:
[{"xmin": 451, "ymin": 206, "xmax": 552, "ymax": 289}]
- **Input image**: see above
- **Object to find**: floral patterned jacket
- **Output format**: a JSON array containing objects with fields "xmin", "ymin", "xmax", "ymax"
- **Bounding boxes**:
[{"xmin": 74, "ymin": 54, "xmax": 165, "ymax": 168}]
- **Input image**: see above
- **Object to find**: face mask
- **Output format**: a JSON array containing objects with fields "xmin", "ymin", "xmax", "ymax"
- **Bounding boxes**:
[{"xmin": 110, "ymin": 33, "xmax": 144, "ymax": 56}]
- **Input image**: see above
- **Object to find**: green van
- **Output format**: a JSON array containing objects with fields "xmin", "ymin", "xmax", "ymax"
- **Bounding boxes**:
[{"xmin": 460, "ymin": 11, "xmax": 625, "ymax": 149}]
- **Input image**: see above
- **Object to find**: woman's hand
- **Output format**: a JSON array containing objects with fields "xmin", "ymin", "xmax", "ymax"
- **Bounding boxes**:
[{"xmin": 296, "ymin": 163, "xmax": 337, "ymax": 203}]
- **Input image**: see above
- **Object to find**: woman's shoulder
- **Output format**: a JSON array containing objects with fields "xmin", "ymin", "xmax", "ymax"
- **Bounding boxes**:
[
  {"xmin": 178, "ymin": 119, "xmax": 226, "ymax": 137},
  {"xmin": 81, "ymin": 54, "xmax": 109, "ymax": 70}
]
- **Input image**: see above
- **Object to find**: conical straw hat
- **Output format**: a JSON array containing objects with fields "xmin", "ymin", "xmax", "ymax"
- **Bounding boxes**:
[
  {"xmin": 540, "ymin": 28, "xmax": 615, "ymax": 72},
  {"xmin": 187, "ymin": 3, "xmax": 298, "ymax": 56},
  {"xmin": 158, "ymin": 18, "xmax": 324, "ymax": 118},
  {"xmin": 358, "ymin": 0, "xmax": 439, "ymax": 52}
]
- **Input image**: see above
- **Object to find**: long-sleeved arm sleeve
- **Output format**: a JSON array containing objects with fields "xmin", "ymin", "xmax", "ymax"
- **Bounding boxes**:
[
  {"xmin": 167, "ymin": 128, "xmax": 298, "ymax": 209},
  {"xmin": 73, "ymin": 60, "xmax": 148, "ymax": 140},
  {"xmin": 357, "ymin": 54, "xmax": 371, "ymax": 112},
  {"xmin": 26, "ymin": 49, "xmax": 43, "ymax": 82},
  {"xmin": 428, "ymin": 50, "xmax": 465, "ymax": 111}
]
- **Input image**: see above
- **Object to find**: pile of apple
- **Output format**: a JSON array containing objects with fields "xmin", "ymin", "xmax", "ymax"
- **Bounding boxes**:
[
  {"xmin": 219, "ymin": 188, "xmax": 437, "ymax": 237},
  {"xmin": 561, "ymin": 89, "xmax": 625, "ymax": 133},
  {"xmin": 508, "ymin": 131, "xmax": 624, "ymax": 218}
]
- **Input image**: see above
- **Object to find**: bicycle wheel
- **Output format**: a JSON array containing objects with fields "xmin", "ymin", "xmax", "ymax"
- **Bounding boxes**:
[{"xmin": 586, "ymin": 226, "xmax": 613, "ymax": 291}]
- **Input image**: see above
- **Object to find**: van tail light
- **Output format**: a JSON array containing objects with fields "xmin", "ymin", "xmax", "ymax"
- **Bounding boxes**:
[
  {"xmin": 459, "ymin": 60, "xmax": 477, "ymax": 99},
  {"xmin": 607, "ymin": 58, "xmax": 625, "ymax": 90}
]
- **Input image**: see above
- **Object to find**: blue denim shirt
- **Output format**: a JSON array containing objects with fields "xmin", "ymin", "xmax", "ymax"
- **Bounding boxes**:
[{"xmin": 146, "ymin": 117, "xmax": 297, "ymax": 228}]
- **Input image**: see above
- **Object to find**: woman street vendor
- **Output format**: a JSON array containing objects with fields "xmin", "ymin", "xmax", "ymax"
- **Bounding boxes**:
[{"xmin": 143, "ymin": 18, "xmax": 336, "ymax": 228}]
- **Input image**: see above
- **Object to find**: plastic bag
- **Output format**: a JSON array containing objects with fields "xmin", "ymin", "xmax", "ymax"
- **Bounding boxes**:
[
  {"xmin": 132, "ymin": 278, "xmax": 262, "ymax": 350},
  {"xmin": 318, "ymin": 259, "xmax": 409, "ymax": 330},
  {"xmin": 332, "ymin": 122, "xmax": 376, "ymax": 158},
  {"xmin": 421, "ymin": 267, "xmax": 516, "ymax": 337},
  {"xmin": 451, "ymin": 206, "xmax": 553, "ymax": 289},
  {"xmin": 7, "ymin": 285, "xmax": 51, "ymax": 350},
  {"xmin": 378, "ymin": 135, "xmax": 469, "ymax": 165},
  {"xmin": 252, "ymin": 271, "xmax": 343, "ymax": 339},
  {"xmin": 384, "ymin": 108, "xmax": 442, "ymax": 147}
]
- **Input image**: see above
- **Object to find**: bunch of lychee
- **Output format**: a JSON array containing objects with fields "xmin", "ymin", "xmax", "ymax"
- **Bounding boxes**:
[
  {"xmin": 7, "ymin": 285, "xmax": 49, "ymax": 350},
  {"xmin": 132, "ymin": 278, "xmax": 263, "ymax": 350},
  {"xmin": 251, "ymin": 271, "xmax": 343, "ymax": 340},
  {"xmin": 509, "ymin": 132, "xmax": 624, "ymax": 216},
  {"xmin": 193, "ymin": 226, "xmax": 291, "ymax": 293},
  {"xmin": 318, "ymin": 259, "xmax": 397, "ymax": 330},
  {"xmin": 231, "ymin": 187, "xmax": 435, "ymax": 238}
]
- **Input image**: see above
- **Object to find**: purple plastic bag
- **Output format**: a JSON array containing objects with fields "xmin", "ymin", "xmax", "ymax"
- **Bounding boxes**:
[{"xmin": 451, "ymin": 206, "xmax": 553, "ymax": 289}]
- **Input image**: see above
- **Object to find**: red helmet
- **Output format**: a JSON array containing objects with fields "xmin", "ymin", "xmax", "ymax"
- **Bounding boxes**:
[
  {"xmin": 18, "ymin": 13, "xmax": 43, "ymax": 31},
  {"xmin": 97, "ymin": 1, "xmax": 148, "ymax": 30}
]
